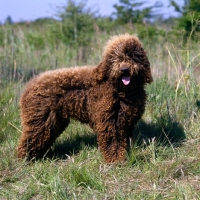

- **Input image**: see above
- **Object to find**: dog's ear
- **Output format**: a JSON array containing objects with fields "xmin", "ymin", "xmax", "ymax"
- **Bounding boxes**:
[
  {"xmin": 94, "ymin": 61, "xmax": 108, "ymax": 82},
  {"xmin": 132, "ymin": 46, "xmax": 153, "ymax": 84},
  {"xmin": 139, "ymin": 51, "xmax": 153, "ymax": 84},
  {"xmin": 144, "ymin": 62, "xmax": 153, "ymax": 83}
]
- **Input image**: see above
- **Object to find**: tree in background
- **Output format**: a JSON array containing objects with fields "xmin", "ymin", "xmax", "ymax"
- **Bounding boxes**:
[
  {"xmin": 5, "ymin": 16, "xmax": 13, "ymax": 25},
  {"xmin": 112, "ymin": 0, "xmax": 154, "ymax": 24},
  {"xmin": 171, "ymin": 0, "xmax": 200, "ymax": 41},
  {"xmin": 56, "ymin": 0, "xmax": 95, "ymax": 47}
]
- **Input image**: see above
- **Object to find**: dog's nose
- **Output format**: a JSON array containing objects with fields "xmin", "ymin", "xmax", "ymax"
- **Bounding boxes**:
[
  {"xmin": 120, "ymin": 67, "xmax": 129, "ymax": 72},
  {"xmin": 120, "ymin": 63, "xmax": 129, "ymax": 72}
]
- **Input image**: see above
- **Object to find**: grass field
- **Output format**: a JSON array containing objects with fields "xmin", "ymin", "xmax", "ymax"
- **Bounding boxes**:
[{"xmin": 0, "ymin": 24, "xmax": 200, "ymax": 199}]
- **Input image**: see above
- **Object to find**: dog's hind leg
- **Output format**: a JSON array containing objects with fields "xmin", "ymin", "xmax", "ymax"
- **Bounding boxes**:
[{"xmin": 17, "ymin": 109, "xmax": 69, "ymax": 160}]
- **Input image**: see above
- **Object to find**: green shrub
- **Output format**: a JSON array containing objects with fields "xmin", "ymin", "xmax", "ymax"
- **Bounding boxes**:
[{"xmin": 25, "ymin": 32, "xmax": 45, "ymax": 49}]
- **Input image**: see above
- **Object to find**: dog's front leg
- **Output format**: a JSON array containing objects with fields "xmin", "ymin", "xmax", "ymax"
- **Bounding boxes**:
[{"xmin": 95, "ymin": 122, "xmax": 128, "ymax": 163}]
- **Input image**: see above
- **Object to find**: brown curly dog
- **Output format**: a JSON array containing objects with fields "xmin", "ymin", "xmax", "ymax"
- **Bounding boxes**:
[{"xmin": 17, "ymin": 34, "xmax": 153, "ymax": 163}]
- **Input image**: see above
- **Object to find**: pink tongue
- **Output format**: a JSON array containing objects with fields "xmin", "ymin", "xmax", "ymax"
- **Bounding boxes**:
[{"xmin": 122, "ymin": 76, "xmax": 130, "ymax": 85}]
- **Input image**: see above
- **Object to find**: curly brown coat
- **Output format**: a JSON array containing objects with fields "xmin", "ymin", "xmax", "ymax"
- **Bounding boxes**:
[{"xmin": 17, "ymin": 34, "xmax": 153, "ymax": 163}]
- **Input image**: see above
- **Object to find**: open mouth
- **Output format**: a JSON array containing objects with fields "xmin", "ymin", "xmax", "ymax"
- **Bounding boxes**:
[{"xmin": 122, "ymin": 76, "xmax": 130, "ymax": 85}]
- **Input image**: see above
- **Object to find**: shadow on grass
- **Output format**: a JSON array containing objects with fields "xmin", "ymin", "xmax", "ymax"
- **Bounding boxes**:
[
  {"xmin": 46, "ymin": 117, "xmax": 185, "ymax": 160},
  {"xmin": 134, "ymin": 119, "xmax": 186, "ymax": 147},
  {"xmin": 47, "ymin": 132, "xmax": 97, "ymax": 160}
]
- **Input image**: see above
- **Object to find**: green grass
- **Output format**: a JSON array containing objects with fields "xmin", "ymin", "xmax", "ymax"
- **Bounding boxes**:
[{"xmin": 0, "ymin": 24, "xmax": 200, "ymax": 199}]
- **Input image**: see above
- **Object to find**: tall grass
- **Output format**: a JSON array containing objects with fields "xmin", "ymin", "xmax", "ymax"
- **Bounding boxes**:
[{"xmin": 0, "ymin": 23, "xmax": 200, "ymax": 199}]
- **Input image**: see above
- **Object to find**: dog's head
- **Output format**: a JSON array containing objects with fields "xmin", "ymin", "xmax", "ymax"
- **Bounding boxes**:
[{"xmin": 96, "ymin": 34, "xmax": 153, "ymax": 88}]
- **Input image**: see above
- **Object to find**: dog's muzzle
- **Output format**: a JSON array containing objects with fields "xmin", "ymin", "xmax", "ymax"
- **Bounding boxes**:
[{"xmin": 120, "ymin": 65, "xmax": 131, "ymax": 86}]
